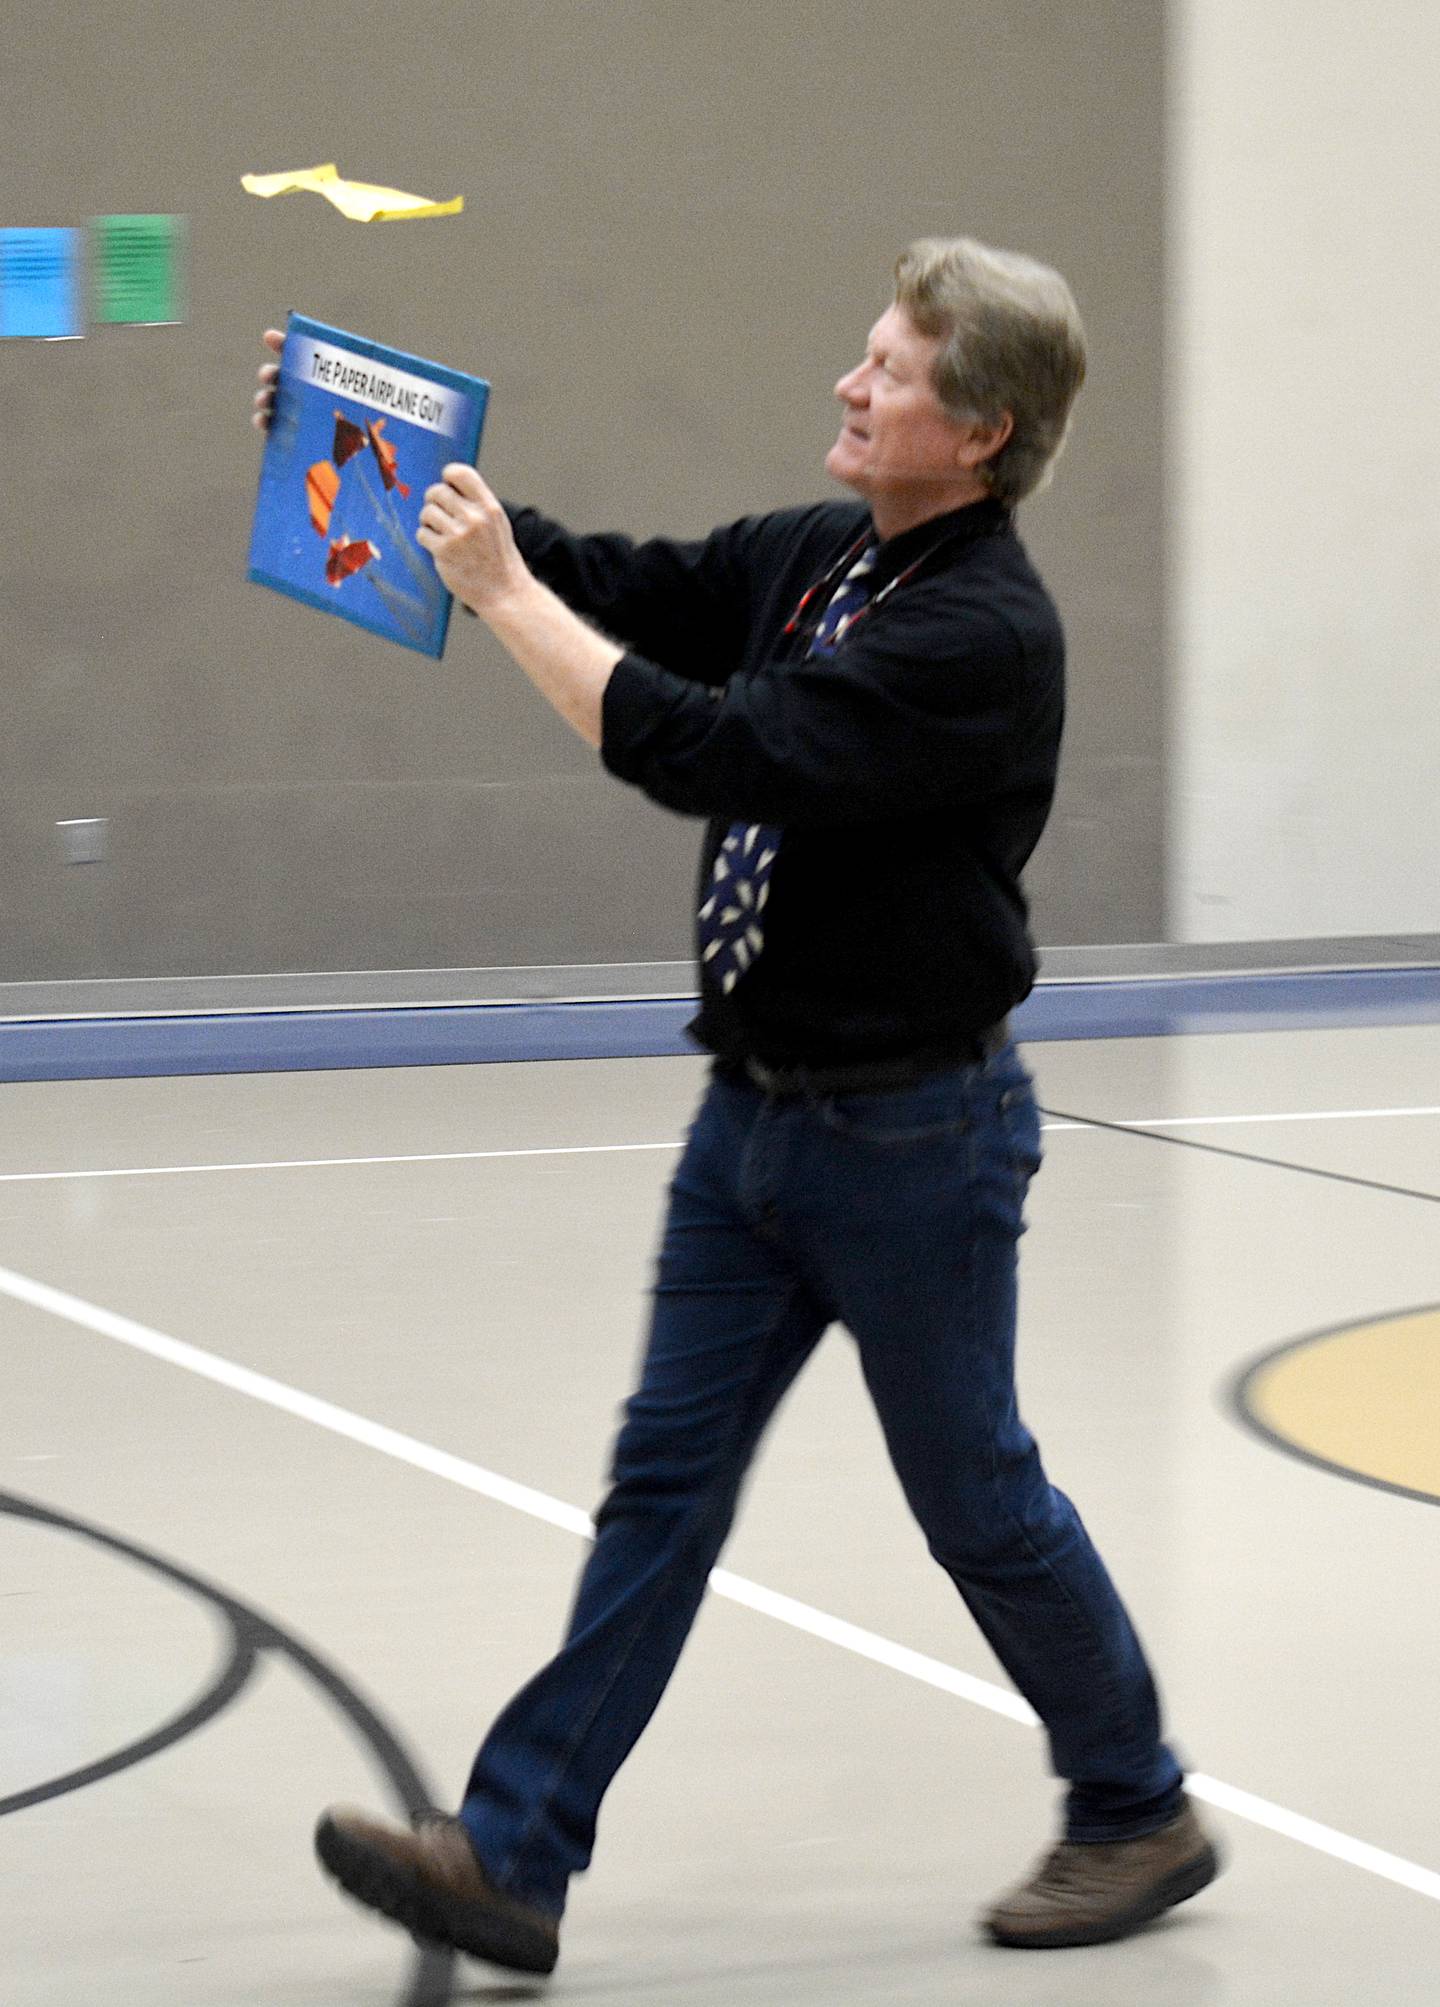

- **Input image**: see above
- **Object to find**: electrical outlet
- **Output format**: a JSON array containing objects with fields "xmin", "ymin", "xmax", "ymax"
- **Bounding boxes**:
[{"xmin": 57, "ymin": 817, "xmax": 109, "ymax": 864}]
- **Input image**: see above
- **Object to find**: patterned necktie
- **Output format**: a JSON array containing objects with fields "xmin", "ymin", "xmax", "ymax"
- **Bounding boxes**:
[{"xmin": 699, "ymin": 541, "xmax": 878, "ymax": 995}]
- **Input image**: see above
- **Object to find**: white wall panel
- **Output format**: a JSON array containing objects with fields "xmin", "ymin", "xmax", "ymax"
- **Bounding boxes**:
[{"xmin": 1169, "ymin": 0, "xmax": 1440, "ymax": 938}]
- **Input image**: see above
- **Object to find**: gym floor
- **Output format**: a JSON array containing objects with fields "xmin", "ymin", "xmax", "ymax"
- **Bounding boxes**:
[{"xmin": 3, "ymin": 1021, "xmax": 1438, "ymax": 2004}]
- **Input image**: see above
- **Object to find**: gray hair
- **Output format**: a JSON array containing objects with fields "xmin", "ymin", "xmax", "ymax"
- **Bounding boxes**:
[{"xmin": 894, "ymin": 236, "xmax": 1087, "ymax": 506}]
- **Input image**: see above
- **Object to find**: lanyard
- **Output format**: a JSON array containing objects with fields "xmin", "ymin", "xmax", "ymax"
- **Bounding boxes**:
[
  {"xmin": 781, "ymin": 532, "xmax": 874, "ymax": 638},
  {"xmin": 781, "ymin": 517, "xmax": 1000, "ymax": 647}
]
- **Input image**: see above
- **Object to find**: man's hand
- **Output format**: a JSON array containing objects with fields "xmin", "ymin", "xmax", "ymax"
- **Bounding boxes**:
[
  {"xmin": 417, "ymin": 464, "xmax": 531, "ymax": 614},
  {"xmin": 418, "ymin": 467, "xmax": 623, "ymax": 747},
  {"xmin": 252, "ymin": 327, "xmax": 284, "ymax": 432}
]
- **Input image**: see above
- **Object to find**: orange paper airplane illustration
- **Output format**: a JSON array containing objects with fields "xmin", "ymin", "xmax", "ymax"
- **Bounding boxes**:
[{"xmin": 306, "ymin": 460, "xmax": 340, "ymax": 537}]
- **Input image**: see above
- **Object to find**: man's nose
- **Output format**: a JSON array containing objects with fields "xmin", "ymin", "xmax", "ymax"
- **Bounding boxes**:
[{"xmin": 835, "ymin": 361, "xmax": 867, "ymax": 403}]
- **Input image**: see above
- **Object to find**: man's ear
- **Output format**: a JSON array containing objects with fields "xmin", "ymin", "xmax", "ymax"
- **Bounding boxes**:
[{"xmin": 957, "ymin": 411, "xmax": 1014, "ymax": 472}]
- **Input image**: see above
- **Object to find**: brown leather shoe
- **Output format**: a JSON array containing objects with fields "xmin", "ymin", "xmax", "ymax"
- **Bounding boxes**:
[
  {"xmin": 983, "ymin": 1797, "xmax": 1221, "ymax": 1949},
  {"xmin": 314, "ymin": 1805, "xmax": 559, "ymax": 1974}
]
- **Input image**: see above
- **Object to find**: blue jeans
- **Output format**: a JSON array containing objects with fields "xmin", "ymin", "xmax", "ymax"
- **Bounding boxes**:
[{"xmin": 460, "ymin": 1045, "xmax": 1184, "ymax": 1916}]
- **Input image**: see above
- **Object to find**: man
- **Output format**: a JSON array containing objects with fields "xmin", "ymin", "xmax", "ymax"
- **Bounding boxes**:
[{"xmin": 253, "ymin": 236, "xmax": 1219, "ymax": 1975}]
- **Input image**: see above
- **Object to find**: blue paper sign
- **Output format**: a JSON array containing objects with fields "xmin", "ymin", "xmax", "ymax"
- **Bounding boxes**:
[
  {"xmin": 248, "ymin": 314, "xmax": 489, "ymax": 658},
  {"xmin": 0, "ymin": 228, "xmax": 83, "ymax": 339}
]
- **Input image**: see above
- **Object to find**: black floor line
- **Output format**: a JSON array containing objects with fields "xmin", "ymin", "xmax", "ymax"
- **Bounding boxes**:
[
  {"xmin": 1040, "ymin": 1107, "xmax": 1440, "ymax": 1206},
  {"xmin": 0, "ymin": 1490, "xmax": 457, "ymax": 2007},
  {"xmin": 0, "ymin": 1613, "xmax": 257, "ymax": 1820}
]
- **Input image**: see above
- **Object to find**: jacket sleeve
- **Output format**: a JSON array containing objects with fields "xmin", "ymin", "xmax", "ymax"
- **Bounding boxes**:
[
  {"xmin": 599, "ymin": 590, "xmax": 1060, "ymax": 826},
  {"xmin": 507, "ymin": 505, "xmax": 757, "ymax": 686}
]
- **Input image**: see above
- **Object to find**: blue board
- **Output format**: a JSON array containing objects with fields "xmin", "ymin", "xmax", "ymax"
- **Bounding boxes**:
[
  {"xmin": 247, "ymin": 313, "xmax": 489, "ymax": 658},
  {"xmin": 0, "ymin": 228, "xmax": 83, "ymax": 340}
]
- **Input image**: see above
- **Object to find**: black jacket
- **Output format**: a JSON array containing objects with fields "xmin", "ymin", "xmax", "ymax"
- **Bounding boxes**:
[{"xmin": 508, "ymin": 495, "xmax": 1065, "ymax": 1068}]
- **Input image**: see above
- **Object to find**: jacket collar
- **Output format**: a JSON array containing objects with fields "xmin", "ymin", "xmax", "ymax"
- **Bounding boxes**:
[{"xmin": 868, "ymin": 495, "xmax": 1011, "ymax": 586}]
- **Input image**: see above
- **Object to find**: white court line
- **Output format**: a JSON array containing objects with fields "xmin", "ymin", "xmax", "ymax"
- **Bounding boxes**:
[
  {"xmin": 1047, "ymin": 1105, "xmax": 1440, "ymax": 1134},
  {"xmin": 0, "ymin": 1103, "xmax": 1437, "ymax": 1184},
  {"xmin": 0, "ymin": 1141, "xmax": 683, "ymax": 1185},
  {"xmin": 3, "ymin": 1258, "xmax": 1439, "ymax": 1905}
]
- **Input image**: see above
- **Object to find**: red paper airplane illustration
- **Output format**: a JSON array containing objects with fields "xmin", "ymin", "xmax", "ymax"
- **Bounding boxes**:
[
  {"xmin": 326, "ymin": 535, "xmax": 380, "ymax": 586},
  {"xmin": 333, "ymin": 412, "xmax": 368, "ymax": 467},
  {"xmin": 367, "ymin": 417, "xmax": 411, "ymax": 496}
]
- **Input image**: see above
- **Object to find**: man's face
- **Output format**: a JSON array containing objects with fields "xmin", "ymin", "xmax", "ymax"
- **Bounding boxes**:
[{"xmin": 826, "ymin": 303, "xmax": 991, "ymax": 525}]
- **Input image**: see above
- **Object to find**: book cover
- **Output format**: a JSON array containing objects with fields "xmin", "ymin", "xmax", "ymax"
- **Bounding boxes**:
[{"xmin": 247, "ymin": 313, "xmax": 489, "ymax": 658}]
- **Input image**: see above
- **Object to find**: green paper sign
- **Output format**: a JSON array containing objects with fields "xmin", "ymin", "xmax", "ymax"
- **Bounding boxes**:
[{"xmin": 92, "ymin": 213, "xmax": 184, "ymax": 325}]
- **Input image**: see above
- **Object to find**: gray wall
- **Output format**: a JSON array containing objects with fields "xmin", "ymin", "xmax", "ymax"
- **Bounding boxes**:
[{"xmin": 2, "ymin": 2, "xmax": 1166, "ymax": 981}]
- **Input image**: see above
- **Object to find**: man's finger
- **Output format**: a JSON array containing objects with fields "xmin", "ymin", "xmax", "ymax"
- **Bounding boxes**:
[
  {"xmin": 423, "ymin": 480, "xmax": 470, "ymax": 523},
  {"xmin": 262, "ymin": 328, "xmax": 285, "ymax": 355},
  {"xmin": 441, "ymin": 463, "xmax": 492, "ymax": 506}
]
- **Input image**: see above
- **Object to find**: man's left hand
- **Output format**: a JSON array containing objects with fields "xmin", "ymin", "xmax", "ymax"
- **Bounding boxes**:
[{"xmin": 417, "ymin": 465, "xmax": 529, "ymax": 614}]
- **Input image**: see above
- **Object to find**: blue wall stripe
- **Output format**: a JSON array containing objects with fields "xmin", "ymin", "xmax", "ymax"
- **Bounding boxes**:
[
  {"xmin": 0, "ymin": 966, "xmax": 1437, "ymax": 1083},
  {"xmin": 1018, "ymin": 966, "xmax": 1440, "ymax": 1042},
  {"xmin": 0, "ymin": 1000, "xmax": 694, "ymax": 1083}
]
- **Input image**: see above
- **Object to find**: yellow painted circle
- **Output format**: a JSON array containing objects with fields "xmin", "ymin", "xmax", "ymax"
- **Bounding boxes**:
[{"xmin": 1239, "ymin": 1307, "xmax": 1440, "ymax": 1503}]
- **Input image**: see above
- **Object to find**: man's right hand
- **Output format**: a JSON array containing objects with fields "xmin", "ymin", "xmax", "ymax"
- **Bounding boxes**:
[{"xmin": 252, "ymin": 327, "xmax": 285, "ymax": 432}]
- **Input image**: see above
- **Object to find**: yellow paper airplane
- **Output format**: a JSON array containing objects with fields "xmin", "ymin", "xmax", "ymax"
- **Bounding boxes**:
[{"xmin": 241, "ymin": 162, "xmax": 462, "ymax": 222}]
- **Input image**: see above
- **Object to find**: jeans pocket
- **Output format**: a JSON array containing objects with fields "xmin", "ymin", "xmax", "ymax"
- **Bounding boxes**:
[{"xmin": 815, "ymin": 1075, "xmax": 971, "ymax": 1147}]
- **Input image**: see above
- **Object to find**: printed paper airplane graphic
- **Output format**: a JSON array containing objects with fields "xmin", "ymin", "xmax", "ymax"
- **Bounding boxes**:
[
  {"xmin": 326, "ymin": 535, "xmax": 381, "ymax": 586},
  {"xmin": 241, "ymin": 163, "xmax": 463, "ymax": 222}
]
